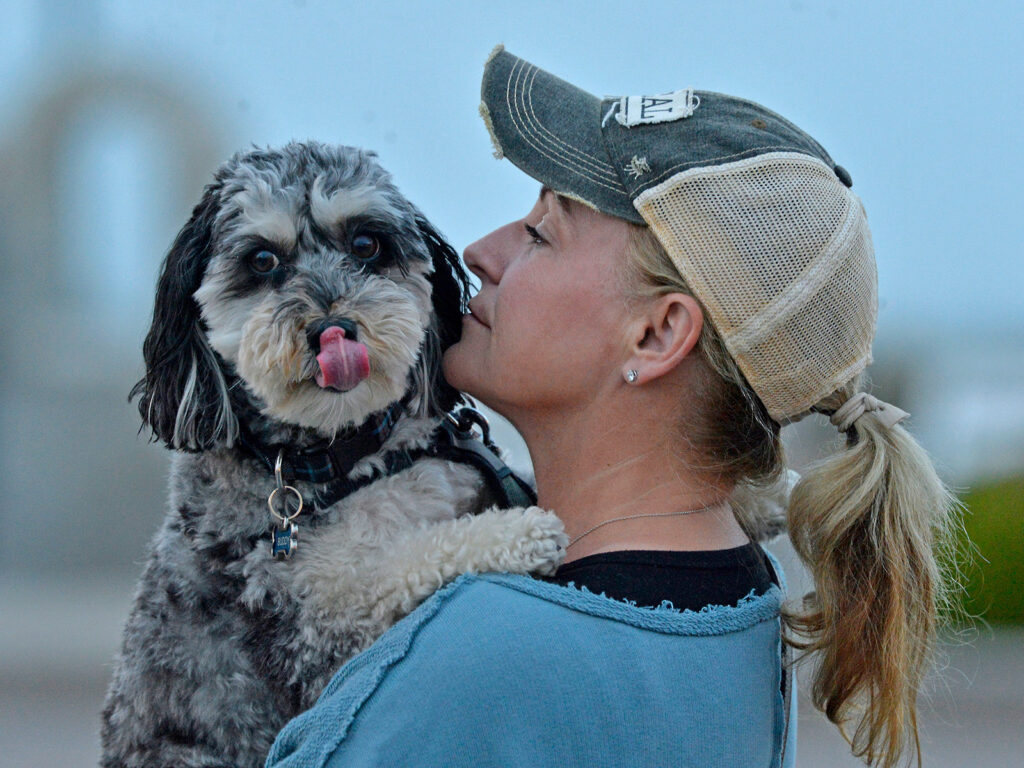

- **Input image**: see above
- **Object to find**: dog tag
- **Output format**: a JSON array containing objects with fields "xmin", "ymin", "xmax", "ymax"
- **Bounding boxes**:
[{"xmin": 271, "ymin": 522, "xmax": 298, "ymax": 559}]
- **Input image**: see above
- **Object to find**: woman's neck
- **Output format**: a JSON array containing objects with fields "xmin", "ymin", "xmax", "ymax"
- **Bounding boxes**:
[{"xmin": 518, "ymin": 402, "xmax": 748, "ymax": 564}]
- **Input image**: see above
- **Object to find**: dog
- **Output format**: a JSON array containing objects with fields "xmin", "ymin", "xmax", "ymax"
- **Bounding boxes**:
[{"xmin": 100, "ymin": 142, "xmax": 567, "ymax": 768}]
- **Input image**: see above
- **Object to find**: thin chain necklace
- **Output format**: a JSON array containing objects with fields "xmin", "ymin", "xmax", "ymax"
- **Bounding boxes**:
[{"xmin": 566, "ymin": 503, "xmax": 724, "ymax": 550}]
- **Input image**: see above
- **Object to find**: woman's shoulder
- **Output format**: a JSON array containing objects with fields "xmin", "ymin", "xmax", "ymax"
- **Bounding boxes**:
[
  {"xmin": 266, "ymin": 571, "xmax": 788, "ymax": 767},
  {"xmin": 318, "ymin": 566, "xmax": 784, "ymax": 705},
  {"xmin": 313, "ymin": 562, "xmax": 785, "ymax": 692}
]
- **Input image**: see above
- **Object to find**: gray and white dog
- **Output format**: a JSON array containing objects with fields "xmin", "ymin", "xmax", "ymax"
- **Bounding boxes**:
[{"xmin": 101, "ymin": 142, "xmax": 566, "ymax": 768}]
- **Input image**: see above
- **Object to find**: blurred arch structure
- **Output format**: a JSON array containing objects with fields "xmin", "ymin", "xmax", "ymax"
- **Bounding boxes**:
[{"xmin": 0, "ymin": 59, "xmax": 225, "ymax": 576}]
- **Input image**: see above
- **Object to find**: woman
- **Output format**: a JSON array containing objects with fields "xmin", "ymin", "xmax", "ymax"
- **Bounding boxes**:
[{"xmin": 267, "ymin": 47, "xmax": 957, "ymax": 768}]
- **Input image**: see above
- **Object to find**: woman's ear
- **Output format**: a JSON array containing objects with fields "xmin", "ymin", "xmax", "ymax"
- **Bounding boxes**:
[
  {"xmin": 130, "ymin": 181, "xmax": 239, "ymax": 451},
  {"xmin": 622, "ymin": 293, "xmax": 704, "ymax": 385}
]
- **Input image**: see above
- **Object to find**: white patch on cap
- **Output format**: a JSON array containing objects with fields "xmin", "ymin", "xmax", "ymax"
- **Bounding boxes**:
[{"xmin": 614, "ymin": 88, "xmax": 700, "ymax": 128}]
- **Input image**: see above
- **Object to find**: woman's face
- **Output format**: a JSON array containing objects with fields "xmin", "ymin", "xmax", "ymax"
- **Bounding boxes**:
[{"xmin": 442, "ymin": 187, "xmax": 636, "ymax": 424}]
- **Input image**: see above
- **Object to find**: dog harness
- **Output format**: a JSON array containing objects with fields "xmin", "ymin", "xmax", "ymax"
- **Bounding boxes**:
[{"xmin": 237, "ymin": 405, "xmax": 537, "ymax": 559}]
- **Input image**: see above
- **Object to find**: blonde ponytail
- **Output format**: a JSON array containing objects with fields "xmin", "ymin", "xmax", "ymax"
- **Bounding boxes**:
[
  {"xmin": 626, "ymin": 220, "xmax": 962, "ymax": 767},
  {"xmin": 785, "ymin": 382, "xmax": 962, "ymax": 768}
]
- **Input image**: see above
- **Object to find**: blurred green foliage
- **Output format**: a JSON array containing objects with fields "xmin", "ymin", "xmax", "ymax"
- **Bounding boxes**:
[{"xmin": 957, "ymin": 477, "xmax": 1024, "ymax": 624}]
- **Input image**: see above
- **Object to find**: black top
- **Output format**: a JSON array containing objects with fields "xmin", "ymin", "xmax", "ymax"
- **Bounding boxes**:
[{"xmin": 538, "ymin": 541, "xmax": 775, "ymax": 612}]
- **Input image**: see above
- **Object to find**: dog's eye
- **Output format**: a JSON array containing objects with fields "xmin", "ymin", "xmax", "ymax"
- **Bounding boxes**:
[
  {"xmin": 351, "ymin": 234, "xmax": 380, "ymax": 262},
  {"xmin": 248, "ymin": 250, "xmax": 280, "ymax": 273}
]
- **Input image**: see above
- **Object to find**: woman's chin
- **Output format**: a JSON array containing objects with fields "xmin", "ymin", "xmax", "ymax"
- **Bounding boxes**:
[{"xmin": 438, "ymin": 346, "xmax": 466, "ymax": 394}]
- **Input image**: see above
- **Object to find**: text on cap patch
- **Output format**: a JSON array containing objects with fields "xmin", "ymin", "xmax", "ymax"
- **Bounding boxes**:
[{"xmin": 614, "ymin": 88, "xmax": 700, "ymax": 128}]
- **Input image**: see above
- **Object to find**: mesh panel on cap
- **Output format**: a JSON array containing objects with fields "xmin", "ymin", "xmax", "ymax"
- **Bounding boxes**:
[{"xmin": 634, "ymin": 152, "xmax": 877, "ymax": 421}]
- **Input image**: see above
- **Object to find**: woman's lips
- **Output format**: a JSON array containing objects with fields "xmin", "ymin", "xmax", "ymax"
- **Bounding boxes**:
[{"xmin": 467, "ymin": 306, "xmax": 490, "ymax": 328}]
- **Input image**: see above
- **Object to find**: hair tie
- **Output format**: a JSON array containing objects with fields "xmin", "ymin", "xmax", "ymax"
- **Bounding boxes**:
[{"xmin": 830, "ymin": 392, "xmax": 910, "ymax": 433}]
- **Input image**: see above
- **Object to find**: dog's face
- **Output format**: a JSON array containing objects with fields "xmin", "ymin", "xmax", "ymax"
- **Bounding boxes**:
[{"xmin": 133, "ymin": 143, "xmax": 469, "ymax": 450}]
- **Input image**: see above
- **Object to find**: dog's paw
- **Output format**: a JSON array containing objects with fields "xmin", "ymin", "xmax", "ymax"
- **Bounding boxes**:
[
  {"xmin": 365, "ymin": 505, "xmax": 567, "ymax": 622},
  {"xmin": 468, "ymin": 505, "xmax": 568, "ymax": 576},
  {"xmin": 514, "ymin": 505, "xmax": 569, "ymax": 575}
]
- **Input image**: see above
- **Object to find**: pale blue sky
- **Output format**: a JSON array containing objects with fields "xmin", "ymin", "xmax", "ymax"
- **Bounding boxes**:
[{"xmin": 3, "ymin": 0, "xmax": 1021, "ymax": 340}]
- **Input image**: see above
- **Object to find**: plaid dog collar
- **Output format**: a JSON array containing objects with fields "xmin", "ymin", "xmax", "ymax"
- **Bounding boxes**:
[{"xmin": 238, "ymin": 399, "xmax": 406, "ymax": 487}]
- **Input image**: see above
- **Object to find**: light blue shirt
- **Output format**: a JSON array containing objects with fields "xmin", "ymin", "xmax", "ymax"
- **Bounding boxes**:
[{"xmin": 267, "ymin": 562, "xmax": 796, "ymax": 768}]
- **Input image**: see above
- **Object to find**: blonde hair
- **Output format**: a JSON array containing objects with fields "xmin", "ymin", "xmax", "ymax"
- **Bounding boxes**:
[{"xmin": 626, "ymin": 223, "xmax": 961, "ymax": 768}]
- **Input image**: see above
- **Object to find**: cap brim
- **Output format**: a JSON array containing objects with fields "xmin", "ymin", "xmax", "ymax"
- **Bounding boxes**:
[{"xmin": 480, "ymin": 46, "xmax": 641, "ymax": 223}]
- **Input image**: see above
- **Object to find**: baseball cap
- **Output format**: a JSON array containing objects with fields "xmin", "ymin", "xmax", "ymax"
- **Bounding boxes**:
[{"xmin": 479, "ymin": 45, "xmax": 877, "ymax": 423}]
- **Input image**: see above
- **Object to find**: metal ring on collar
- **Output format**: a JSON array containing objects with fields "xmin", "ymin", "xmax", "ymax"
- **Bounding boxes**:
[
  {"xmin": 447, "ymin": 405, "xmax": 492, "ymax": 446},
  {"xmin": 268, "ymin": 486, "xmax": 303, "ymax": 523},
  {"xmin": 274, "ymin": 450, "xmax": 286, "ymax": 488}
]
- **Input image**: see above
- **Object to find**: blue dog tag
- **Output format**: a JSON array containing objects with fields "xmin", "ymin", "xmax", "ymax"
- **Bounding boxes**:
[{"xmin": 271, "ymin": 523, "xmax": 298, "ymax": 559}]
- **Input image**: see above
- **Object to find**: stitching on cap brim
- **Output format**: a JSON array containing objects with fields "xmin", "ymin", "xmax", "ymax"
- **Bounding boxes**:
[{"xmin": 504, "ymin": 59, "xmax": 627, "ymax": 194}]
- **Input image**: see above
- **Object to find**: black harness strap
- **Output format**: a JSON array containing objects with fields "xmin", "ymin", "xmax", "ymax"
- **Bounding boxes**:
[
  {"xmin": 238, "ymin": 405, "xmax": 536, "ymax": 512},
  {"xmin": 311, "ymin": 447, "xmax": 422, "ymax": 510},
  {"xmin": 426, "ymin": 409, "xmax": 537, "ymax": 509}
]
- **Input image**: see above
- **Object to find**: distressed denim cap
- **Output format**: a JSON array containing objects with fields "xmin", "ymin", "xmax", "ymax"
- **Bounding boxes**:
[{"xmin": 479, "ymin": 45, "xmax": 878, "ymax": 422}]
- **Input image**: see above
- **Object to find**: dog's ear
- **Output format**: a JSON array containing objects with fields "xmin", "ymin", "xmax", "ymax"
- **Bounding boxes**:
[
  {"xmin": 415, "ymin": 213, "xmax": 472, "ymax": 416},
  {"xmin": 130, "ymin": 183, "xmax": 238, "ymax": 451}
]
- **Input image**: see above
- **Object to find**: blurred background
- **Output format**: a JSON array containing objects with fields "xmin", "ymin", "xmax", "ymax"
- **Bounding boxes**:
[{"xmin": 0, "ymin": 1, "xmax": 1021, "ymax": 765}]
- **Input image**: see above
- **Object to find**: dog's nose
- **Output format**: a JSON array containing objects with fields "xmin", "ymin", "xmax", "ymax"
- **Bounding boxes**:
[{"xmin": 306, "ymin": 317, "xmax": 359, "ymax": 353}]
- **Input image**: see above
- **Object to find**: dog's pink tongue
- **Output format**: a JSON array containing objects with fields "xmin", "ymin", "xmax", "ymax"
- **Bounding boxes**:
[{"xmin": 315, "ymin": 327, "xmax": 369, "ymax": 391}]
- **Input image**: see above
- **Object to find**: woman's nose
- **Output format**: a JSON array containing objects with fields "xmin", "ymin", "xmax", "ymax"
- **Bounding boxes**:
[{"xmin": 463, "ymin": 221, "xmax": 516, "ymax": 285}]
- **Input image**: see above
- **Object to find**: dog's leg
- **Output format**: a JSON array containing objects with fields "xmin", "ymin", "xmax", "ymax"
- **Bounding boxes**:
[
  {"xmin": 293, "ymin": 506, "xmax": 563, "ymax": 690},
  {"xmin": 293, "ymin": 507, "xmax": 565, "ymax": 697},
  {"xmin": 365, "ymin": 506, "xmax": 566, "ymax": 625}
]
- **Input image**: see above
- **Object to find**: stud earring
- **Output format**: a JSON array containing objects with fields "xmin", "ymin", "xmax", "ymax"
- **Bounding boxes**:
[{"xmin": 625, "ymin": 369, "xmax": 638, "ymax": 383}]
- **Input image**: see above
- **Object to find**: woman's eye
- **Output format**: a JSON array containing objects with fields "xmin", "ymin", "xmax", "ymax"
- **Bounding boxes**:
[
  {"xmin": 524, "ymin": 223, "xmax": 545, "ymax": 245},
  {"xmin": 248, "ymin": 249, "xmax": 279, "ymax": 273},
  {"xmin": 351, "ymin": 234, "xmax": 381, "ymax": 261}
]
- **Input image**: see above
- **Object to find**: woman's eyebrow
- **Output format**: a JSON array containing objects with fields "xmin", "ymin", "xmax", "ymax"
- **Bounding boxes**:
[{"xmin": 539, "ymin": 185, "xmax": 573, "ymax": 220}]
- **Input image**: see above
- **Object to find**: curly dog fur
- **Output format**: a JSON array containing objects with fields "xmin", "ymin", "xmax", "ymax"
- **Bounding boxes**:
[{"xmin": 100, "ymin": 142, "xmax": 566, "ymax": 768}]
